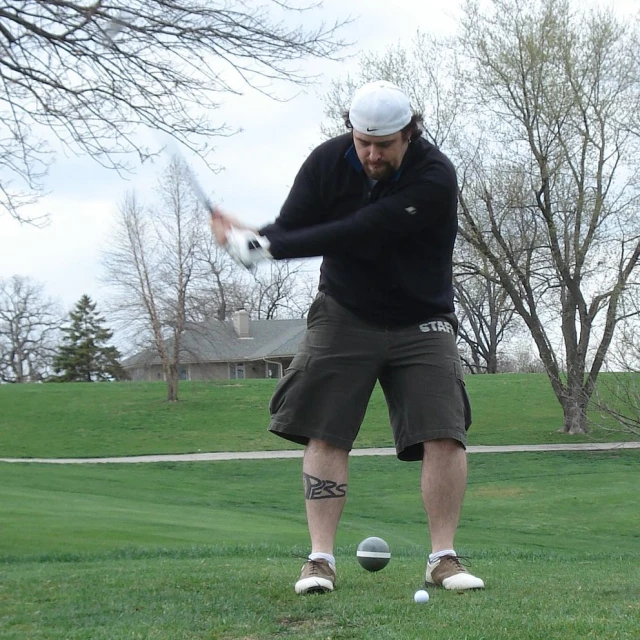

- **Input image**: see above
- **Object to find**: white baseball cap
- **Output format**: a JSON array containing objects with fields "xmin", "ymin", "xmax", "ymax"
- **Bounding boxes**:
[{"xmin": 349, "ymin": 81, "xmax": 412, "ymax": 137}]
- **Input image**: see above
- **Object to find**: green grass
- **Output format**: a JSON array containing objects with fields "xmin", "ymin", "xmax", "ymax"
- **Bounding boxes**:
[
  {"xmin": 1, "ymin": 374, "xmax": 636, "ymax": 458},
  {"xmin": 1, "ymin": 452, "xmax": 638, "ymax": 558},
  {"xmin": 1, "ymin": 452, "xmax": 638, "ymax": 639},
  {"xmin": 2, "ymin": 554, "xmax": 638, "ymax": 640},
  {"xmin": 1, "ymin": 378, "xmax": 638, "ymax": 638}
]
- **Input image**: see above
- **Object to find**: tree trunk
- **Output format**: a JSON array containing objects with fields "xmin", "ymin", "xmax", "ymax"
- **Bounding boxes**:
[
  {"xmin": 166, "ymin": 364, "xmax": 179, "ymax": 402},
  {"xmin": 560, "ymin": 393, "xmax": 589, "ymax": 434},
  {"xmin": 486, "ymin": 350, "xmax": 498, "ymax": 374}
]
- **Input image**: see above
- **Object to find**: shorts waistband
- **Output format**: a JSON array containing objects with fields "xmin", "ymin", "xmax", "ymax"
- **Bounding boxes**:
[{"xmin": 319, "ymin": 292, "xmax": 458, "ymax": 334}]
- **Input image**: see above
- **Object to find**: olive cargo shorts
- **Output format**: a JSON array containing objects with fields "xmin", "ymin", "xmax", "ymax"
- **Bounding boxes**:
[{"xmin": 268, "ymin": 293, "xmax": 472, "ymax": 461}]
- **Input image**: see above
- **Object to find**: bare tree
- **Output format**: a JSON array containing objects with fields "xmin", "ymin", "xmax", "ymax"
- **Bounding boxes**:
[
  {"xmin": 0, "ymin": 0, "xmax": 347, "ymax": 223},
  {"xmin": 190, "ymin": 232, "xmax": 256, "ymax": 322},
  {"xmin": 102, "ymin": 157, "xmax": 201, "ymax": 401},
  {"xmin": 248, "ymin": 260, "xmax": 318, "ymax": 319},
  {"xmin": 454, "ymin": 246, "xmax": 518, "ymax": 373},
  {"xmin": 589, "ymin": 293, "xmax": 640, "ymax": 436},
  {"xmin": 286, "ymin": 265, "xmax": 321, "ymax": 318},
  {"xmin": 0, "ymin": 275, "xmax": 61, "ymax": 382},
  {"xmin": 103, "ymin": 156, "xmax": 319, "ymax": 395},
  {"xmin": 190, "ymin": 227, "xmax": 319, "ymax": 321},
  {"xmin": 499, "ymin": 343, "xmax": 547, "ymax": 374},
  {"xmin": 457, "ymin": 0, "xmax": 640, "ymax": 433}
]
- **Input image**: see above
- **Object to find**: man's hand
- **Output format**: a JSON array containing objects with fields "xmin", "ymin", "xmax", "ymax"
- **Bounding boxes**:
[
  {"xmin": 224, "ymin": 228, "xmax": 273, "ymax": 270},
  {"xmin": 209, "ymin": 206, "xmax": 257, "ymax": 245},
  {"xmin": 209, "ymin": 206, "xmax": 271, "ymax": 269}
]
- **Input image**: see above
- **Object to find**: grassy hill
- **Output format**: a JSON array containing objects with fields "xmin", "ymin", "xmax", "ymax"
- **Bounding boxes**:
[{"xmin": 0, "ymin": 373, "xmax": 636, "ymax": 458}]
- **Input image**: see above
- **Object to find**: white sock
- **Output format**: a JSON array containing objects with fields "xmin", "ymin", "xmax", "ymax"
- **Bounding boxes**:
[
  {"xmin": 309, "ymin": 552, "xmax": 335, "ymax": 569},
  {"xmin": 429, "ymin": 549, "xmax": 456, "ymax": 563}
]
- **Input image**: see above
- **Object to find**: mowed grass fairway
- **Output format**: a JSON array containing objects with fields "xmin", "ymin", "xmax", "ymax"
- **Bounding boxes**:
[
  {"xmin": 1, "ymin": 453, "xmax": 639, "ymax": 639},
  {"xmin": 0, "ymin": 378, "xmax": 639, "ymax": 639}
]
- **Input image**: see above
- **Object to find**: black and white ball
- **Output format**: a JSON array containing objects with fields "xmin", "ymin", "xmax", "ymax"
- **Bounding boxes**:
[{"xmin": 356, "ymin": 536, "xmax": 391, "ymax": 572}]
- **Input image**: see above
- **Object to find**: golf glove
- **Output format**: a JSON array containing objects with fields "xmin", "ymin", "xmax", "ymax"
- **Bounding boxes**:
[{"xmin": 224, "ymin": 228, "xmax": 273, "ymax": 270}]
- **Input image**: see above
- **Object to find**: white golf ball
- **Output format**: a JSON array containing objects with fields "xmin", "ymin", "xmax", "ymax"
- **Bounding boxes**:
[{"xmin": 414, "ymin": 589, "xmax": 430, "ymax": 603}]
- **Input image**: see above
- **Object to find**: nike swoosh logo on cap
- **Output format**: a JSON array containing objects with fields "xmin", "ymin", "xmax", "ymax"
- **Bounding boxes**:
[{"xmin": 366, "ymin": 127, "xmax": 378, "ymax": 132}]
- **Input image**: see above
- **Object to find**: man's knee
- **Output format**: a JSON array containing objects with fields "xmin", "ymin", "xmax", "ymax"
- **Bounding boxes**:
[
  {"xmin": 307, "ymin": 438, "xmax": 349, "ymax": 456},
  {"xmin": 423, "ymin": 438, "xmax": 465, "ymax": 455}
]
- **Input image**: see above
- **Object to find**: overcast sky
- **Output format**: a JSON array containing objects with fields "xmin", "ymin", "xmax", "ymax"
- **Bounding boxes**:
[
  {"xmin": 0, "ymin": 0, "xmax": 463, "ymax": 312},
  {"xmin": 0, "ymin": 0, "xmax": 635, "ymax": 314}
]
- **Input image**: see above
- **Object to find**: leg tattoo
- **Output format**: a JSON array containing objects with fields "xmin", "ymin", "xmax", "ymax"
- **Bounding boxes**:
[{"xmin": 303, "ymin": 472, "xmax": 347, "ymax": 500}]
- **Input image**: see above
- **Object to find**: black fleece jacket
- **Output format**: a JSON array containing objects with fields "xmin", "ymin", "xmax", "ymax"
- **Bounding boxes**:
[{"xmin": 259, "ymin": 133, "xmax": 458, "ymax": 326}]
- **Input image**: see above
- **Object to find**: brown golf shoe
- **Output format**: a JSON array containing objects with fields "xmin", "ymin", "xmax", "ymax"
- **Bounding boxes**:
[
  {"xmin": 425, "ymin": 555, "xmax": 485, "ymax": 590},
  {"xmin": 294, "ymin": 559, "xmax": 336, "ymax": 594}
]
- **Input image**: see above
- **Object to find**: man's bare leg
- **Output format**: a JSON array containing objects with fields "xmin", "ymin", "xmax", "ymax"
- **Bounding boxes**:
[
  {"xmin": 303, "ymin": 438, "xmax": 350, "ymax": 554},
  {"xmin": 294, "ymin": 438, "xmax": 349, "ymax": 594},
  {"xmin": 422, "ymin": 438, "xmax": 484, "ymax": 589},
  {"xmin": 421, "ymin": 438, "xmax": 467, "ymax": 551}
]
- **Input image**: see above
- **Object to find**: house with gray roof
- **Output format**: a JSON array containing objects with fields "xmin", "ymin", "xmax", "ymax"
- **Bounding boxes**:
[{"xmin": 122, "ymin": 310, "xmax": 306, "ymax": 381}]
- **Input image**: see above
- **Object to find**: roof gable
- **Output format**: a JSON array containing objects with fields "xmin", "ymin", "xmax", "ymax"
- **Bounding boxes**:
[{"xmin": 122, "ymin": 317, "xmax": 306, "ymax": 367}]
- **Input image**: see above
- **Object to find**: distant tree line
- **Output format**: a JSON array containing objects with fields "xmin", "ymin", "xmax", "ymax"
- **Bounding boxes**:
[{"xmin": 0, "ymin": 282, "xmax": 126, "ymax": 383}]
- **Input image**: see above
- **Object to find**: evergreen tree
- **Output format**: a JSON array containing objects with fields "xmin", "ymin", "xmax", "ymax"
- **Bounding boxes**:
[{"xmin": 53, "ymin": 295, "xmax": 127, "ymax": 382}]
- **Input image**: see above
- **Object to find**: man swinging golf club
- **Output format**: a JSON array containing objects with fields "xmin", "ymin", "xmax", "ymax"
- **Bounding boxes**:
[{"xmin": 212, "ymin": 80, "xmax": 485, "ymax": 594}]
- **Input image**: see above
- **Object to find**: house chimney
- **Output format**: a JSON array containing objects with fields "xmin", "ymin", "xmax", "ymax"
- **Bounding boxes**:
[{"xmin": 232, "ymin": 309, "xmax": 251, "ymax": 338}]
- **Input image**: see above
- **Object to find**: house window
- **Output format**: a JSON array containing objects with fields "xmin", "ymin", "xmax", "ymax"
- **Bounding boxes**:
[
  {"xmin": 229, "ymin": 363, "xmax": 245, "ymax": 380},
  {"xmin": 178, "ymin": 365, "xmax": 189, "ymax": 380},
  {"xmin": 266, "ymin": 362, "xmax": 282, "ymax": 379}
]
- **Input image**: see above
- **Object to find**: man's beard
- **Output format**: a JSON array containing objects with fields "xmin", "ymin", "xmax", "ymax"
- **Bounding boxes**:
[{"xmin": 363, "ymin": 161, "xmax": 395, "ymax": 181}]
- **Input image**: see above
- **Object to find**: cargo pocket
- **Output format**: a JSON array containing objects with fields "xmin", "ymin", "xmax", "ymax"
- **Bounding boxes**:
[
  {"xmin": 268, "ymin": 352, "xmax": 311, "ymax": 416},
  {"xmin": 453, "ymin": 359, "xmax": 472, "ymax": 430}
]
